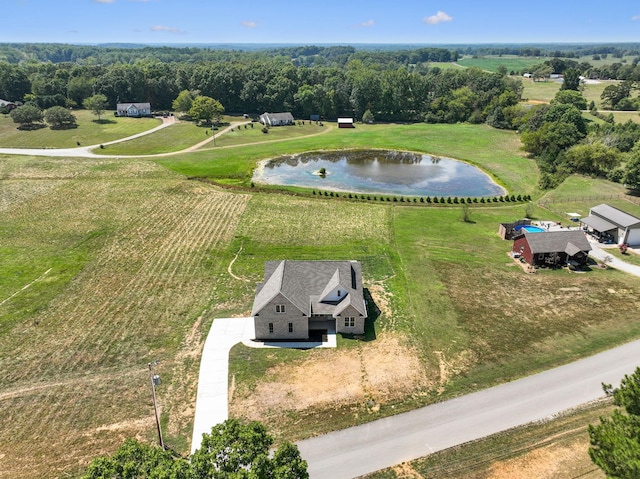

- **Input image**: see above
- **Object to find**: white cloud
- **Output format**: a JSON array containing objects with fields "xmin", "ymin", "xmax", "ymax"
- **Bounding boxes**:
[
  {"xmin": 151, "ymin": 25, "xmax": 185, "ymax": 34},
  {"xmin": 94, "ymin": 0, "xmax": 116, "ymax": 3},
  {"xmin": 632, "ymin": 15, "xmax": 640, "ymax": 21},
  {"xmin": 242, "ymin": 20, "xmax": 258, "ymax": 28},
  {"xmin": 423, "ymin": 11, "xmax": 453, "ymax": 25},
  {"xmin": 360, "ymin": 19, "xmax": 375, "ymax": 27}
]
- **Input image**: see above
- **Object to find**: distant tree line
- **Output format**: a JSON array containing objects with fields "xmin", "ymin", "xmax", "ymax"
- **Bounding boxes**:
[
  {"xmin": 0, "ymin": 54, "xmax": 520, "ymax": 123},
  {"xmin": 0, "ymin": 43, "xmax": 457, "ymax": 68}
]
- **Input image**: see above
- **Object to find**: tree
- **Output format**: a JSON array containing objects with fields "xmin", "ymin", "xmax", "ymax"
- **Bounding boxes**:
[
  {"xmin": 44, "ymin": 106, "xmax": 77, "ymax": 129},
  {"xmin": 82, "ymin": 438, "xmax": 190, "ymax": 479},
  {"xmin": 192, "ymin": 419, "xmax": 308, "ymax": 479},
  {"xmin": 172, "ymin": 89, "xmax": 194, "ymax": 113},
  {"xmin": 589, "ymin": 367, "xmax": 640, "ymax": 478},
  {"xmin": 624, "ymin": 148, "xmax": 640, "ymax": 191},
  {"xmin": 362, "ymin": 109, "xmax": 375, "ymax": 124},
  {"xmin": 552, "ymin": 90, "xmax": 588, "ymax": 111},
  {"xmin": 560, "ymin": 68, "xmax": 582, "ymax": 91},
  {"xmin": 189, "ymin": 95, "xmax": 224, "ymax": 125},
  {"xmin": 83, "ymin": 93, "xmax": 109, "ymax": 121},
  {"xmin": 601, "ymin": 80, "xmax": 634, "ymax": 110},
  {"xmin": 83, "ymin": 420, "xmax": 308, "ymax": 479},
  {"xmin": 9, "ymin": 104, "xmax": 44, "ymax": 129}
]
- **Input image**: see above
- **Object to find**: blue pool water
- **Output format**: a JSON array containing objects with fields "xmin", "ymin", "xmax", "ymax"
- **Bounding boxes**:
[{"xmin": 515, "ymin": 225, "xmax": 545, "ymax": 233}]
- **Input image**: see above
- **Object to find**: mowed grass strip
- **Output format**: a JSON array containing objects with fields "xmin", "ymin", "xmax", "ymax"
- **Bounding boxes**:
[
  {"xmin": 0, "ymin": 110, "xmax": 161, "ymax": 148},
  {"xmin": 0, "ymin": 158, "xmax": 250, "ymax": 478},
  {"xmin": 158, "ymin": 123, "xmax": 538, "ymax": 195}
]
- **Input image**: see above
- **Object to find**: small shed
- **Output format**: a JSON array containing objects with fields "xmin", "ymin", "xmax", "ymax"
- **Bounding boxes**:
[
  {"xmin": 513, "ymin": 230, "xmax": 591, "ymax": 268},
  {"xmin": 581, "ymin": 204, "xmax": 640, "ymax": 245},
  {"xmin": 338, "ymin": 118, "xmax": 354, "ymax": 128},
  {"xmin": 499, "ymin": 219, "xmax": 532, "ymax": 240},
  {"xmin": 0, "ymin": 99, "xmax": 17, "ymax": 110}
]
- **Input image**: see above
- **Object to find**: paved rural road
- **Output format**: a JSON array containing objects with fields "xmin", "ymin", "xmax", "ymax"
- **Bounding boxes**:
[{"xmin": 297, "ymin": 338, "xmax": 640, "ymax": 479}]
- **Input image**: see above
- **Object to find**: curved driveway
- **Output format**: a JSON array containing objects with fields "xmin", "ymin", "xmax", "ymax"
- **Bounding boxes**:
[{"xmin": 297, "ymin": 338, "xmax": 640, "ymax": 478}]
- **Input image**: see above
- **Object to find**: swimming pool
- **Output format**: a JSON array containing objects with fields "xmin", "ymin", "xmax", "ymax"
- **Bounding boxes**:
[{"xmin": 514, "ymin": 225, "xmax": 545, "ymax": 233}]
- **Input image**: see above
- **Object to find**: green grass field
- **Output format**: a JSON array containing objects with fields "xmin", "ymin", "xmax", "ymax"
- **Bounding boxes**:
[
  {"xmin": 456, "ymin": 55, "xmax": 543, "ymax": 73},
  {"xmin": 0, "ymin": 110, "xmax": 161, "ymax": 148},
  {"xmin": 159, "ymin": 123, "xmax": 538, "ymax": 196},
  {"xmin": 2, "ymin": 119, "xmax": 640, "ymax": 478}
]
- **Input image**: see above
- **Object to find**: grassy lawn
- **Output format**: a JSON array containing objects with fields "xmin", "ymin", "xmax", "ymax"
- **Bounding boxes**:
[
  {"xmin": 521, "ymin": 79, "xmax": 619, "ymax": 109},
  {"xmin": 363, "ymin": 400, "xmax": 610, "ymax": 478},
  {"xmin": 207, "ymin": 121, "xmax": 329, "ymax": 148},
  {"xmin": 0, "ymin": 110, "xmax": 161, "ymax": 148},
  {"xmin": 96, "ymin": 121, "xmax": 208, "ymax": 155},
  {"xmin": 538, "ymin": 175, "xmax": 640, "ymax": 220},
  {"xmin": 158, "ymin": 123, "xmax": 539, "ymax": 196}
]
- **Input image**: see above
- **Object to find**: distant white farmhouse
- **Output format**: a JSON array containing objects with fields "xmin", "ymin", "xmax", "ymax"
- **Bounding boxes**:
[
  {"xmin": 259, "ymin": 112, "xmax": 295, "ymax": 126},
  {"xmin": 116, "ymin": 102, "xmax": 152, "ymax": 117}
]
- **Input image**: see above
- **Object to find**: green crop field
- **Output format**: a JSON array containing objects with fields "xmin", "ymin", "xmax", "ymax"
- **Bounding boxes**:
[
  {"xmin": 2, "ymin": 120, "xmax": 640, "ymax": 479},
  {"xmin": 457, "ymin": 55, "xmax": 543, "ymax": 73}
]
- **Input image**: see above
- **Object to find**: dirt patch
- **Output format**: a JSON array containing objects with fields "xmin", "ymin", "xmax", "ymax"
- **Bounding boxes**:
[
  {"xmin": 486, "ymin": 440, "xmax": 601, "ymax": 479},
  {"xmin": 392, "ymin": 462, "xmax": 423, "ymax": 478},
  {"xmin": 434, "ymin": 350, "xmax": 477, "ymax": 394},
  {"xmin": 230, "ymin": 334, "xmax": 431, "ymax": 420}
]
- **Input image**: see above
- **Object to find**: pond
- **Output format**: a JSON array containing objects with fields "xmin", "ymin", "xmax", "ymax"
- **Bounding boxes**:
[{"xmin": 252, "ymin": 149, "xmax": 505, "ymax": 197}]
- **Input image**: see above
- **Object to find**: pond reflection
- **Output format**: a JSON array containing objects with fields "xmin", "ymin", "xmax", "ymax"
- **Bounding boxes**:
[{"xmin": 253, "ymin": 149, "xmax": 505, "ymax": 197}]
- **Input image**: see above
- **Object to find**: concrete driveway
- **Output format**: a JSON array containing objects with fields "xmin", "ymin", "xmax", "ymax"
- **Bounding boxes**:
[{"xmin": 190, "ymin": 317, "xmax": 336, "ymax": 454}]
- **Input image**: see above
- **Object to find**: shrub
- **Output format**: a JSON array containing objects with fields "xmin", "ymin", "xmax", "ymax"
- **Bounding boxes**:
[{"xmin": 262, "ymin": 127, "xmax": 268, "ymax": 134}]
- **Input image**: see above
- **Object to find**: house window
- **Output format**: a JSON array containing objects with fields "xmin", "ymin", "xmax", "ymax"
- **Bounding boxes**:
[
  {"xmin": 288, "ymin": 323, "xmax": 293, "ymax": 333},
  {"xmin": 275, "ymin": 304, "xmax": 285, "ymax": 313},
  {"xmin": 268, "ymin": 323, "xmax": 274, "ymax": 334},
  {"xmin": 538, "ymin": 254, "xmax": 545, "ymax": 260},
  {"xmin": 344, "ymin": 317, "xmax": 355, "ymax": 328},
  {"xmin": 337, "ymin": 290, "xmax": 341, "ymax": 297}
]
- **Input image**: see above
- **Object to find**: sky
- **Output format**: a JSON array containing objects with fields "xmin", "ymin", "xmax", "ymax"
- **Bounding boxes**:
[{"xmin": 1, "ymin": 0, "xmax": 639, "ymax": 45}]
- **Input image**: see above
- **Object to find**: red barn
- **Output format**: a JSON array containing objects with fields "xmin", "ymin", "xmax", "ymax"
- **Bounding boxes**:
[{"xmin": 513, "ymin": 230, "xmax": 591, "ymax": 268}]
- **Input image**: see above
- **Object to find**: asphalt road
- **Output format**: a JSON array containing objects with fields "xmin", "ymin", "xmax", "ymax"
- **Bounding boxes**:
[{"xmin": 296, "ymin": 338, "xmax": 640, "ymax": 479}]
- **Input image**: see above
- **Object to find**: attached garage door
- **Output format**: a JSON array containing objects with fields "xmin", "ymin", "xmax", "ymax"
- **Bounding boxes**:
[{"xmin": 626, "ymin": 227, "xmax": 640, "ymax": 245}]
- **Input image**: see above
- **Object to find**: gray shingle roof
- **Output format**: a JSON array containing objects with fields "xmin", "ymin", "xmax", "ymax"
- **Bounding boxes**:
[
  {"xmin": 251, "ymin": 260, "xmax": 366, "ymax": 317},
  {"xmin": 590, "ymin": 204, "xmax": 640, "ymax": 228},
  {"xmin": 524, "ymin": 230, "xmax": 592, "ymax": 254}
]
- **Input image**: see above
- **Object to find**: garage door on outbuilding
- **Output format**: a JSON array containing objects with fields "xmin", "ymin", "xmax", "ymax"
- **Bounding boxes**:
[{"xmin": 581, "ymin": 204, "xmax": 640, "ymax": 245}]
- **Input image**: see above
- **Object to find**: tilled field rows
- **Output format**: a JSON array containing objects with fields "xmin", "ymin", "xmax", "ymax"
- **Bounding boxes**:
[{"xmin": 0, "ymin": 175, "xmax": 250, "ymax": 479}]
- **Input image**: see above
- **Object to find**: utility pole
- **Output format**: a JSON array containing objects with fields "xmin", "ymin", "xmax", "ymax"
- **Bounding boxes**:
[{"xmin": 148, "ymin": 361, "xmax": 165, "ymax": 450}]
